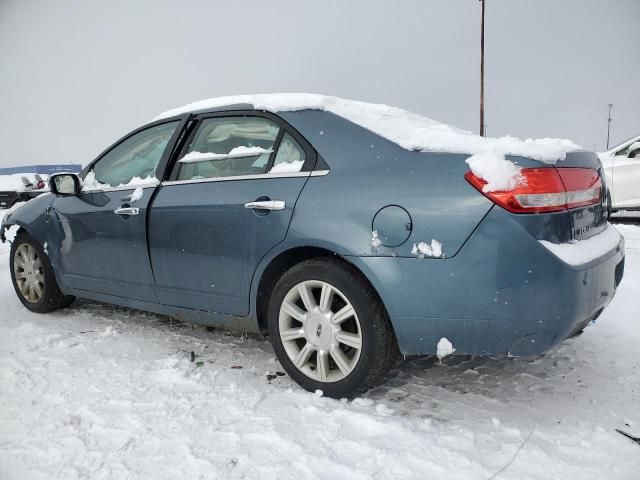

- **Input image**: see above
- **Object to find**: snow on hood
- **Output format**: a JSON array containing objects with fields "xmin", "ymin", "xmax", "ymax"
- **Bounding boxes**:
[{"xmin": 153, "ymin": 94, "xmax": 581, "ymax": 191}]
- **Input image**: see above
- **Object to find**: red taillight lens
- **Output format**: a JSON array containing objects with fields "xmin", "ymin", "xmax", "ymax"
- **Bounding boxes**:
[{"xmin": 465, "ymin": 167, "xmax": 602, "ymax": 214}]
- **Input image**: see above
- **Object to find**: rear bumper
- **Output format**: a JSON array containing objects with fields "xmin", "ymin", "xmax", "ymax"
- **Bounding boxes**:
[{"xmin": 349, "ymin": 208, "xmax": 625, "ymax": 356}]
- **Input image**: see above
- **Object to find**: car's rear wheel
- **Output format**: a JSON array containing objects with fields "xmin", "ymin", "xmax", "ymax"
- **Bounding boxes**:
[
  {"xmin": 10, "ymin": 231, "xmax": 74, "ymax": 313},
  {"xmin": 268, "ymin": 257, "xmax": 397, "ymax": 397}
]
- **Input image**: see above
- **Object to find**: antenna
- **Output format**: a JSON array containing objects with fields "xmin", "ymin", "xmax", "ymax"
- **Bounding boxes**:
[{"xmin": 606, "ymin": 104, "xmax": 613, "ymax": 150}]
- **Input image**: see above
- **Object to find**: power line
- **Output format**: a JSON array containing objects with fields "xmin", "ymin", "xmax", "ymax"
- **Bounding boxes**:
[{"xmin": 479, "ymin": 0, "xmax": 486, "ymax": 137}]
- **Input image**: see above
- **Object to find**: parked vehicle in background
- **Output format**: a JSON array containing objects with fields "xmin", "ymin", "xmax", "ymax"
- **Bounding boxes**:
[
  {"xmin": 0, "ymin": 94, "xmax": 625, "ymax": 397},
  {"xmin": 34, "ymin": 175, "xmax": 46, "ymax": 190},
  {"xmin": 0, "ymin": 174, "xmax": 48, "ymax": 209},
  {"xmin": 599, "ymin": 135, "xmax": 640, "ymax": 211}
]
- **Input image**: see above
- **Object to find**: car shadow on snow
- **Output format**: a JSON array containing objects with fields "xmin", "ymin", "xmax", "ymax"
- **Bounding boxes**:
[
  {"xmin": 68, "ymin": 298, "xmax": 275, "ymax": 354},
  {"xmin": 63, "ymin": 299, "xmax": 585, "ymax": 419},
  {"xmin": 365, "ymin": 340, "xmax": 592, "ymax": 423}
]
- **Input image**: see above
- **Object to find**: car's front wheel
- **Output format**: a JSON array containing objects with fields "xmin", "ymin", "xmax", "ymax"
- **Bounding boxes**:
[
  {"xmin": 268, "ymin": 257, "xmax": 397, "ymax": 397},
  {"xmin": 10, "ymin": 231, "xmax": 74, "ymax": 313}
]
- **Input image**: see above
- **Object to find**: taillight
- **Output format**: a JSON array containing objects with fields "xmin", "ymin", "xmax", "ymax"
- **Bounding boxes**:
[{"xmin": 465, "ymin": 167, "xmax": 602, "ymax": 214}]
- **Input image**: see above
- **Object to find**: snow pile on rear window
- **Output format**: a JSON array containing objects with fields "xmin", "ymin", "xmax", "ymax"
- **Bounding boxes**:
[
  {"xmin": 269, "ymin": 160, "xmax": 304, "ymax": 173},
  {"xmin": 154, "ymin": 94, "xmax": 580, "ymax": 191},
  {"xmin": 539, "ymin": 224, "xmax": 623, "ymax": 266},
  {"xmin": 179, "ymin": 146, "xmax": 271, "ymax": 164}
]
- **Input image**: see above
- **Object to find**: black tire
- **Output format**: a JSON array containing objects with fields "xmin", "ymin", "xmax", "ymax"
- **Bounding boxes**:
[
  {"xmin": 10, "ymin": 231, "xmax": 74, "ymax": 313},
  {"xmin": 267, "ymin": 257, "xmax": 397, "ymax": 398},
  {"xmin": 606, "ymin": 190, "xmax": 615, "ymax": 216}
]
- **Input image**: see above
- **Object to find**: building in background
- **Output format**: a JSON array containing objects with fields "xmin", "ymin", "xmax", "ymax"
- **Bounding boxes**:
[{"xmin": 0, "ymin": 164, "xmax": 82, "ymax": 175}]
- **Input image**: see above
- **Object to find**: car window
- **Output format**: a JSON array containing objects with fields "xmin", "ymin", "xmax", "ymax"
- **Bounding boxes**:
[
  {"xmin": 615, "ymin": 146, "xmax": 628, "ymax": 156},
  {"xmin": 88, "ymin": 121, "xmax": 178, "ymax": 188},
  {"xmin": 269, "ymin": 132, "xmax": 306, "ymax": 173},
  {"xmin": 176, "ymin": 117, "xmax": 280, "ymax": 181}
]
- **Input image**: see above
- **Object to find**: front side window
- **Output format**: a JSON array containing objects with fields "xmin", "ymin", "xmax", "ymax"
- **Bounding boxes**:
[
  {"xmin": 86, "ymin": 121, "xmax": 178, "ymax": 188},
  {"xmin": 176, "ymin": 117, "xmax": 280, "ymax": 181}
]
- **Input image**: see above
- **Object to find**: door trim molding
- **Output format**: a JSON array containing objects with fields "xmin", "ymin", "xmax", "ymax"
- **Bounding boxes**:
[{"xmin": 161, "ymin": 170, "xmax": 329, "ymax": 187}]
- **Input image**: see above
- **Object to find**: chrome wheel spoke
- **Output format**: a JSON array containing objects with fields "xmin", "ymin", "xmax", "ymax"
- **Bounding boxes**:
[
  {"xmin": 297, "ymin": 283, "xmax": 316, "ymax": 312},
  {"xmin": 15, "ymin": 271, "xmax": 27, "ymax": 280},
  {"xmin": 318, "ymin": 283, "xmax": 334, "ymax": 312},
  {"xmin": 332, "ymin": 305, "xmax": 355, "ymax": 325},
  {"xmin": 14, "ymin": 255, "xmax": 26, "ymax": 268},
  {"xmin": 281, "ymin": 301, "xmax": 306, "ymax": 323},
  {"xmin": 336, "ymin": 332, "xmax": 362, "ymax": 350},
  {"xmin": 317, "ymin": 350, "xmax": 330, "ymax": 381},
  {"xmin": 293, "ymin": 343, "xmax": 315, "ymax": 368},
  {"xmin": 330, "ymin": 346, "xmax": 351, "ymax": 375},
  {"xmin": 33, "ymin": 282, "xmax": 43, "ymax": 299},
  {"xmin": 280, "ymin": 328, "xmax": 305, "ymax": 342}
]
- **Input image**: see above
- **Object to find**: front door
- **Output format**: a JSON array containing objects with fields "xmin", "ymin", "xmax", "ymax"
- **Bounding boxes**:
[
  {"xmin": 148, "ymin": 114, "xmax": 314, "ymax": 316},
  {"xmin": 51, "ymin": 120, "xmax": 180, "ymax": 301}
]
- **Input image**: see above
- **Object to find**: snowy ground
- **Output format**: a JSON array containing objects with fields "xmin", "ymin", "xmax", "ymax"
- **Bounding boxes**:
[{"xmin": 1, "ymin": 206, "xmax": 639, "ymax": 480}]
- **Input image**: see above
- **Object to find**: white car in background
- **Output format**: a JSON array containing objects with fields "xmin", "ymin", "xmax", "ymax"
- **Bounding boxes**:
[
  {"xmin": 0, "ymin": 174, "xmax": 48, "ymax": 209},
  {"xmin": 599, "ymin": 135, "xmax": 640, "ymax": 211}
]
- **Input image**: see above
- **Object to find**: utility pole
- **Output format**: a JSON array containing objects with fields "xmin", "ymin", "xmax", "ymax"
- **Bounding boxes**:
[
  {"xmin": 606, "ymin": 103, "xmax": 613, "ymax": 149},
  {"xmin": 479, "ymin": 0, "xmax": 485, "ymax": 137}
]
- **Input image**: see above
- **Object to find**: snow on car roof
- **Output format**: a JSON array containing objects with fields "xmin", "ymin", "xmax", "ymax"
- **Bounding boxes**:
[{"xmin": 154, "ymin": 93, "xmax": 581, "ymax": 191}]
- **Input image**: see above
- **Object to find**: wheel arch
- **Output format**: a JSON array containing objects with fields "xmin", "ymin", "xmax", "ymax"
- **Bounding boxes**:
[
  {"xmin": 2, "ymin": 219, "xmax": 34, "ymax": 243},
  {"xmin": 1, "ymin": 193, "xmax": 53, "ymax": 246},
  {"xmin": 253, "ymin": 246, "xmax": 394, "ymax": 341}
]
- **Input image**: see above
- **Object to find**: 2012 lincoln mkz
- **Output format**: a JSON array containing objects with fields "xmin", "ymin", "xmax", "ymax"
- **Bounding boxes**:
[{"xmin": 0, "ymin": 94, "xmax": 625, "ymax": 397}]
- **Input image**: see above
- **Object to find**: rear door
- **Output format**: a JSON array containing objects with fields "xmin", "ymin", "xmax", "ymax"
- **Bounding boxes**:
[
  {"xmin": 148, "ymin": 112, "xmax": 315, "ymax": 316},
  {"xmin": 51, "ymin": 120, "xmax": 181, "ymax": 301}
]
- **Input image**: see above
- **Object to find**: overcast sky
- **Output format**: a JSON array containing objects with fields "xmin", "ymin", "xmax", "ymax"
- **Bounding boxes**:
[{"xmin": 0, "ymin": 0, "xmax": 638, "ymax": 167}]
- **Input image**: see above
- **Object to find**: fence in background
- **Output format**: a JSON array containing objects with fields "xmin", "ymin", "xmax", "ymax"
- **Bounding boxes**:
[{"xmin": 0, "ymin": 164, "xmax": 82, "ymax": 175}]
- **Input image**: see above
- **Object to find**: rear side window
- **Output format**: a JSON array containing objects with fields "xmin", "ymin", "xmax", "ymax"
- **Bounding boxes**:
[
  {"xmin": 176, "ymin": 117, "xmax": 279, "ymax": 181},
  {"xmin": 174, "ymin": 116, "xmax": 309, "ymax": 181},
  {"xmin": 271, "ymin": 132, "xmax": 306, "ymax": 173}
]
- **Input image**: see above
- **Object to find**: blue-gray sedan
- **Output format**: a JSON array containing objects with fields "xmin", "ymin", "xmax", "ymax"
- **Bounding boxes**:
[{"xmin": 0, "ymin": 95, "xmax": 625, "ymax": 397}]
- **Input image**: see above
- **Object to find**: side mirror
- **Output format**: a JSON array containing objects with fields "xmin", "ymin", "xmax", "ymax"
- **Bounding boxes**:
[
  {"xmin": 49, "ymin": 173, "xmax": 81, "ymax": 196},
  {"xmin": 627, "ymin": 142, "xmax": 640, "ymax": 158}
]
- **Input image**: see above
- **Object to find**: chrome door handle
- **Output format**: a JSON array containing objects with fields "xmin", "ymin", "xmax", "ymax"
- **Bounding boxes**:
[
  {"xmin": 244, "ymin": 200, "xmax": 286, "ymax": 211},
  {"xmin": 114, "ymin": 207, "xmax": 140, "ymax": 216}
]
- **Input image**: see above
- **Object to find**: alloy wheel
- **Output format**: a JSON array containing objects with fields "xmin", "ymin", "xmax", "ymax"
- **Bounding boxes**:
[
  {"xmin": 13, "ymin": 244, "xmax": 45, "ymax": 304},
  {"xmin": 278, "ymin": 280, "xmax": 362, "ymax": 383}
]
